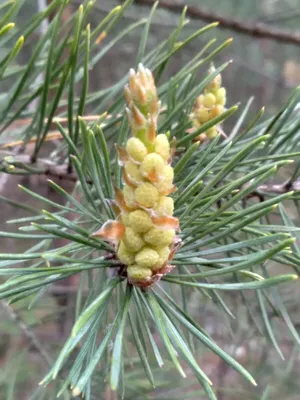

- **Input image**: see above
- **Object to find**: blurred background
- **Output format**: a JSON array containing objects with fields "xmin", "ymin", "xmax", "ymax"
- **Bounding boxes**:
[
  {"xmin": 1, "ymin": 0, "xmax": 300, "ymax": 399},
  {"xmin": 7, "ymin": 0, "xmax": 300, "ymax": 114}
]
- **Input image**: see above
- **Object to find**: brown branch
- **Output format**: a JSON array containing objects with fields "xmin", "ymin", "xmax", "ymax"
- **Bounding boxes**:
[
  {"xmin": 0, "ymin": 115, "xmax": 104, "ymax": 149},
  {"xmin": 246, "ymin": 180, "xmax": 298, "ymax": 200},
  {"xmin": 3, "ymin": 115, "xmax": 102, "ymax": 131},
  {"xmin": 0, "ymin": 141, "xmax": 25, "ymax": 194},
  {"xmin": 1, "ymin": 300, "xmax": 53, "ymax": 367},
  {"xmin": 1, "ymin": 154, "xmax": 83, "ymax": 183},
  {"xmin": 253, "ymin": 179, "xmax": 299, "ymax": 195},
  {"xmin": 0, "ymin": 172, "xmax": 9, "ymax": 195},
  {"xmin": 3, "ymin": 154, "xmax": 300, "ymax": 194},
  {"xmin": 135, "ymin": 0, "xmax": 300, "ymax": 46}
]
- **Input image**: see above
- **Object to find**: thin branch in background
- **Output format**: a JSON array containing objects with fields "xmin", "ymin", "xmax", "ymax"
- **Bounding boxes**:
[
  {"xmin": 135, "ymin": 0, "xmax": 300, "ymax": 46},
  {"xmin": 72, "ymin": 0, "xmax": 293, "ymax": 87},
  {"xmin": 0, "ymin": 173, "xmax": 9, "ymax": 195},
  {"xmin": 1, "ymin": 116, "xmax": 102, "ymax": 133},
  {"xmin": 255, "ymin": 179, "xmax": 300, "ymax": 194},
  {"xmin": 0, "ymin": 140, "xmax": 27, "ymax": 194},
  {"xmin": 3, "ymin": 153, "xmax": 300, "ymax": 196},
  {"xmin": 1, "ymin": 154, "xmax": 81, "ymax": 182},
  {"xmin": 0, "ymin": 115, "xmax": 116, "ymax": 150},
  {"xmin": 1, "ymin": 300, "xmax": 53, "ymax": 368}
]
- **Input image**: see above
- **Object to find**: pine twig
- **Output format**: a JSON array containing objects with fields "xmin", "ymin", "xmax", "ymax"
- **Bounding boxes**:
[
  {"xmin": 1, "ymin": 154, "xmax": 82, "ymax": 183},
  {"xmin": 3, "ymin": 153, "xmax": 300, "ymax": 195},
  {"xmin": 252, "ymin": 179, "xmax": 300, "ymax": 195},
  {"xmin": 0, "ymin": 115, "xmax": 104, "ymax": 149},
  {"xmin": 135, "ymin": 0, "xmax": 300, "ymax": 46}
]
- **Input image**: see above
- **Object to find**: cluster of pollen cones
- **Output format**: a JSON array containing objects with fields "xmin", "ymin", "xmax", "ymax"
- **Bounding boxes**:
[
  {"xmin": 190, "ymin": 64, "xmax": 227, "ymax": 142},
  {"xmin": 92, "ymin": 64, "xmax": 181, "ymax": 287}
]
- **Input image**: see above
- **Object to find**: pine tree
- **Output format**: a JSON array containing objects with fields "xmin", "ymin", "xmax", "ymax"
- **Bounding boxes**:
[{"xmin": 1, "ymin": 1, "xmax": 300, "ymax": 399}]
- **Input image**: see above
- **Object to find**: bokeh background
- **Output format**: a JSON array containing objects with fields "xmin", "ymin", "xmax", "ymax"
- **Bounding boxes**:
[{"xmin": 1, "ymin": 1, "xmax": 300, "ymax": 399}]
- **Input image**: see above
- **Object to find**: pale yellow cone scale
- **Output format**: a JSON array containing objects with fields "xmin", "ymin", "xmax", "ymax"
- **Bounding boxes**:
[
  {"xmin": 126, "ymin": 137, "xmax": 148, "ymax": 162},
  {"xmin": 154, "ymin": 196, "xmax": 174, "ymax": 216},
  {"xmin": 144, "ymin": 227, "xmax": 175, "ymax": 247},
  {"xmin": 127, "ymin": 265, "xmax": 152, "ymax": 281},
  {"xmin": 129, "ymin": 209, "xmax": 153, "ymax": 233},
  {"xmin": 117, "ymin": 241, "xmax": 135, "ymax": 265},
  {"xmin": 154, "ymin": 134, "xmax": 170, "ymax": 160},
  {"xmin": 140, "ymin": 153, "xmax": 165, "ymax": 181},
  {"xmin": 151, "ymin": 246, "xmax": 171, "ymax": 272},
  {"xmin": 123, "ymin": 185, "xmax": 137, "ymax": 209},
  {"xmin": 124, "ymin": 161, "xmax": 143, "ymax": 185},
  {"xmin": 134, "ymin": 182, "xmax": 159, "ymax": 208},
  {"xmin": 135, "ymin": 247, "xmax": 159, "ymax": 268},
  {"xmin": 123, "ymin": 227, "xmax": 144, "ymax": 252}
]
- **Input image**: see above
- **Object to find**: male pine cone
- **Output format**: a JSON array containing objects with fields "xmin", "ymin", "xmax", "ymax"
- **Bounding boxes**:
[
  {"xmin": 92, "ymin": 64, "xmax": 180, "ymax": 287},
  {"xmin": 191, "ymin": 64, "xmax": 227, "ymax": 141}
]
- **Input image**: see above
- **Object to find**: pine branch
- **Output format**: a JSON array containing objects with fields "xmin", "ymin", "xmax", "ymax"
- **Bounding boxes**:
[
  {"xmin": 3, "ymin": 153, "xmax": 299, "ymax": 196},
  {"xmin": 2, "ymin": 2, "xmax": 300, "ymax": 397},
  {"xmin": 256, "ymin": 180, "xmax": 300, "ymax": 194},
  {"xmin": 135, "ymin": 0, "xmax": 300, "ymax": 46},
  {"xmin": 1, "ymin": 115, "xmax": 102, "ymax": 133},
  {"xmin": 1, "ymin": 154, "xmax": 81, "ymax": 182},
  {"xmin": 0, "ymin": 173, "xmax": 9, "ymax": 195}
]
